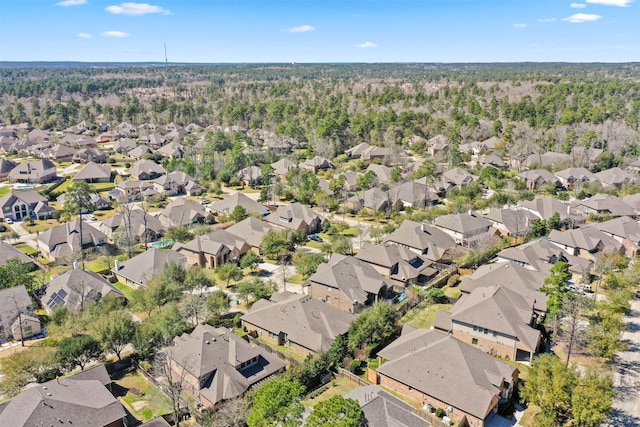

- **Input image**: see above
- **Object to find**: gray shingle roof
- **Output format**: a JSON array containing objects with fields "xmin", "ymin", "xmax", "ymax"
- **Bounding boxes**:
[
  {"xmin": 377, "ymin": 329, "xmax": 517, "ymax": 420},
  {"xmin": 209, "ymin": 193, "xmax": 268, "ymax": 217},
  {"xmin": 42, "ymin": 269, "xmax": 124, "ymax": 313},
  {"xmin": 241, "ymin": 293, "xmax": 355, "ymax": 353},
  {"xmin": 112, "ymin": 248, "xmax": 185, "ymax": 287},
  {"xmin": 383, "ymin": 220, "xmax": 455, "ymax": 261},
  {"xmin": 0, "ymin": 242, "xmax": 34, "ymax": 266},
  {"xmin": 226, "ymin": 216, "xmax": 273, "ymax": 248},
  {"xmin": 344, "ymin": 385, "xmax": 429, "ymax": 427}
]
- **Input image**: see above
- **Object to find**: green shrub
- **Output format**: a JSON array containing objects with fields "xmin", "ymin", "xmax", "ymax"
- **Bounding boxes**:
[{"xmin": 436, "ymin": 408, "xmax": 446, "ymax": 418}]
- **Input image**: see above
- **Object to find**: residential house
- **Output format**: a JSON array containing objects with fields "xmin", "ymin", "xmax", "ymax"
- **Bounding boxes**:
[
  {"xmin": 127, "ymin": 144, "xmax": 153, "ymax": 160},
  {"xmin": 264, "ymin": 202, "xmax": 327, "ymax": 234},
  {"xmin": 426, "ymin": 134, "xmax": 449, "ymax": 159},
  {"xmin": 344, "ymin": 385, "xmax": 430, "ymax": 427},
  {"xmin": 226, "ymin": 216, "xmax": 273, "ymax": 253},
  {"xmin": 157, "ymin": 197, "xmax": 211, "ymax": 228},
  {"xmin": 57, "ymin": 192, "xmax": 112, "ymax": 211},
  {"xmin": 482, "ymin": 208, "xmax": 536, "ymax": 238},
  {"xmin": 152, "ymin": 171, "xmax": 199, "ymax": 197},
  {"xmin": 130, "ymin": 159, "xmax": 166, "ymax": 180},
  {"xmin": 41, "ymin": 144, "xmax": 77, "ymax": 161},
  {"xmin": 389, "ymin": 181, "xmax": 439, "ymax": 209},
  {"xmin": 28, "ymin": 128, "xmax": 53, "ymax": 144},
  {"xmin": 383, "ymin": 220, "xmax": 456, "ymax": 262},
  {"xmin": 271, "ymin": 158, "xmax": 298, "ymax": 178},
  {"xmin": 571, "ymin": 146, "xmax": 603, "ymax": 169},
  {"xmin": 474, "ymin": 154, "xmax": 505, "ymax": 169},
  {"xmin": 157, "ymin": 141, "xmax": 185, "ymax": 159},
  {"xmin": 168, "ymin": 325, "xmax": 285, "ymax": 408},
  {"xmin": 518, "ymin": 197, "xmax": 573, "ymax": 222},
  {"xmin": 0, "ymin": 190, "xmax": 53, "ymax": 221},
  {"xmin": 441, "ymin": 167, "xmax": 479, "ymax": 188},
  {"xmin": 496, "ymin": 238, "xmax": 592, "ymax": 283},
  {"xmin": 554, "ymin": 167, "xmax": 599, "ymax": 189},
  {"xmin": 376, "ymin": 328, "xmax": 518, "ymax": 427},
  {"xmin": 100, "ymin": 209, "xmax": 165, "ymax": 242},
  {"xmin": 8, "ymin": 159, "xmax": 57, "ymax": 183},
  {"xmin": 111, "ymin": 180, "xmax": 154, "ymax": 203},
  {"xmin": 0, "ymin": 365, "xmax": 126, "ymax": 427},
  {"xmin": 366, "ymin": 164, "xmax": 393, "ymax": 185},
  {"xmin": 0, "ymin": 158, "xmax": 17, "ymax": 180},
  {"xmin": 572, "ymin": 193, "xmax": 637, "ymax": 219},
  {"xmin": 241, "ymin": 293, "xmax": 355, "ymax": 357},
  {"xmin": 236, "ymin": 166, "xmax": 262, "ymax": 187},
  {"xmin": 345, "ymin": 143, "xmax": 391, "ymax": 161},
  {"xmin": 346, "ymin": 188, "xmax": 400, "ymax": 214},
  {"xmin": 434, "ymin": 211, "xmax": 495, "ymax": 247},
  {"xmin": 304, "ymin": 254, "xmax": 393, "ymax": 314},
  {"xmin": 595, "ymin": 167, "xmax": 637, "ymax": 188},
  {"xmin": 42, "ymin": 268, "xmax": 125, "ymax": 314},
  {"xmin": 112, "ymin": 248, "xmax": 186, "ymax": 288},
  {"xmin": 0, "ymin": 241, "xmax": 35, "ymax": 268},
  {"xmin": 141, "ymin": 133, "xmax": 165, "ymax": 149},
  {"xmin": 622, "ymin": 193, "xmax": 640, "ymax": 215},
  {"xmin": 302, "ymin": 156, "xmax": 335, "ymax": 173},
  {"xmin": 113, "ymin": 138, "xmax": 137, "ymax": 154},
  {"xmin": 0, "ymin": 285, "xmax": 41, "ymax": 342},
  {"xmin": 38, "ymin": 219, "xmax": 107, "ymax": 261},
  {"xmin": 516, "ymin": 169, "xmax": 562, "ymax": 191},
  {"xmin": 435, "ymin": 285, "xmax": 541, "ymax": 363},
  {"xmin": 98, "ymin": 130, "xmax": 119, "ymax": 143},
  {"xmin": 72, "ymin": 147, "xmax": 108, "ymax": 164},
  {"xmin": 173, "ymin": 230, "xmax": 251, "ymax": 269},
  {"xmin": 592, "ymin": 216, "xmax": 640, "ymax": 258},
  {"xmin": 209, "ymin": 193, "xmax": 269, "ymax": 218},
  {"xmin": 355, "ymin": 243, "xmax": 438, "ymax": 288},
  {"xmin": 72, "ymin": 162, "xmax": 112, "ymax": 183},
  {"xmin": 524, "ymin": 152, "xmax": 571, "ymax": 169},
  {"xmin": 548, "ymin": 225, "xmax": 625, "ymax": 260}
]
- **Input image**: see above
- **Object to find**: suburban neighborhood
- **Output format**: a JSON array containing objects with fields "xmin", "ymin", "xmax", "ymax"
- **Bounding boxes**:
[{"xmin": 0, "ymin": 63, "xmax": 638, "ymax": 427}]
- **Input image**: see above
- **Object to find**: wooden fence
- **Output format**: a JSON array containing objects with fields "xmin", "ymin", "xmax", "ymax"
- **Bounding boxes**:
[
  {"xmin": 336, "ymin": 367, "xmax": 371, "ymax": 387},
  {"xmin": 246, "ymin": 335, "xmax": 302, "ymax": 367}
]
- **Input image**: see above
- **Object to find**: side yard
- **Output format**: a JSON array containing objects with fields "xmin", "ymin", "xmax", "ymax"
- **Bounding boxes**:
[{"xmin": 112, "ymin": 370, "xmax": 173, "ymax": 424}]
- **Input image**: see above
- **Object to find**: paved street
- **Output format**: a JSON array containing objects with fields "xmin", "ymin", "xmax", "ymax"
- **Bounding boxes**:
[{"xmin": 607, "ymin": 298, "xmax": 640, "ymax": 427}]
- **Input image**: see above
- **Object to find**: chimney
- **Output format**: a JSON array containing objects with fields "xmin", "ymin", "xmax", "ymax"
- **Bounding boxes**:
[
  {"xmin": 72, "ymin": 261, "xmax": 79, "ymax": 270},
  {"xmin": 228, "ymin": 337, "xmax": 236, "ymax": 366},
  {"xmin": 114, "ymin": 259, "xmax": 121, "ymax": 271}
]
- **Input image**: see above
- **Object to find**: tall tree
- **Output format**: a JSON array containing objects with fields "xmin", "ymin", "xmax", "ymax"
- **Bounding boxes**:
[
  {"xmin": 541, "ymin": 261, "xmax": 571, "ymax": 337},
  {"xmin": 216, "ymin": 262, "xmax": 243, "ymax": 288},
  {"xmin": 571, "ymin": 368, "xmax": 616, "ymax": 427},
  {"xmin": 247, "ymin": 378, "xmax": 305, "ymax": 427},
  {"xmin": 306, "ymin": 395, "xmax": 367, "ymax": 427},
  {"xmin": 56, "ymin": 334, "xmax": 103, "ymax": 371},
  {"xmin": 92, "ymin": 310, "xmax": 136, "ymax": 361},
  {"xmin": 0, "ymin": 258, "xmax": 35, "ymax": 291}
]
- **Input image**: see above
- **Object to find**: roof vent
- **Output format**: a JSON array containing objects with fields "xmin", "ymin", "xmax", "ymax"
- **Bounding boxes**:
[
  {"xmin": 46, "ymin": 393, "xmax": 52, "ymax": 396},
  {"xmin": 205, "ymin": 340, "xmax": 210, "ymax": 345}
]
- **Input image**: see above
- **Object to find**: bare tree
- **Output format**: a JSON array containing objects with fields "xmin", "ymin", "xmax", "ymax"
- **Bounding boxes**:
[
  {"xmin": 114, "ymin": 194, "xmax": 135, "ymax": 258},
  {"xmin": 560, "ymin": 295, "xmax": 587, "ymax": 366},
  {"xmin": 154, "ymin": 348, "xmax": 191, "ymax": 427}
]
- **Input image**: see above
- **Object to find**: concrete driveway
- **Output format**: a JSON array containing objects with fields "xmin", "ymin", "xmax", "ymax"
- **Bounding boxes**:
[
  {"xmin": 484, "ymin": 404, "xmax": 525, "ymax": 427},
  {"xmin": 606, "ymin": 298, "xmax": 640, "ymax": 427}
]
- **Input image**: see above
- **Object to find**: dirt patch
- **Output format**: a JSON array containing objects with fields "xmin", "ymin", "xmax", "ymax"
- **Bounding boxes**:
[{"xmin": 131, "ymin": 401, "xmax": 149, "ymax": 411}]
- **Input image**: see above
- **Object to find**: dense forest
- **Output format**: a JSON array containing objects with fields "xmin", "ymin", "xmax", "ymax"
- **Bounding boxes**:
[{"xmin": 1, "ymin": 63, "xmax": 640, "ymax": 159}]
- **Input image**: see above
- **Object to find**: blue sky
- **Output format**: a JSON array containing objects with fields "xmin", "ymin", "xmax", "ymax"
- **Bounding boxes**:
[{"xmin": 1, "ymin": 0, "xmax": 639, "ymax": 62}]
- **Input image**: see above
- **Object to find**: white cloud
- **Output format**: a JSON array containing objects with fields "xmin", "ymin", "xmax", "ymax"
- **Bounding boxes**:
[
  {"xmin": 538, "ymin": 18, "xmax": 557, "ymax": 22},
  {"xmin": 77, "ymin": 33, "xmax": 92, "ymax": 39},
  {"xmin": 513, "ymin": 23, "xmax": 527, "ymax": 28},
  {"xmin": 570, "ymin": 3, "xmax": 587, "ymax": 7},
  {"xmin": 100, "ymin": 30, "xmax": 130, "ymax": 38},
  {"xmin": 287, "ymin": 25, "xmax": 314, "ymax": 33},
  {"xmin": 586, "ymin": 0, "xmax": 632, "ymax": 6},
  {"xmin": 357, "ymin": 41, "xmax": 378, "ymax": 48},
  {"xmin": 56, "ymin": 0, "xmax": 87, "ymax": 6},
  {"xmin": 563, "ymin": 12, "xmax": 603, "ymax": 22},
  {"xmin": 105, "ymin": 2, "xmax": 171, "ymax": 16}
]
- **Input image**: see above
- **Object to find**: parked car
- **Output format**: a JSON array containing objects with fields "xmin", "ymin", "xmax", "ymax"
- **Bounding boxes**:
[
  {"xmin": 200, "ymin": 199, "xmax": 211, "ymax": 205},
  {"xmin": 308, "ymin": 234, "xmax": 323, "ymax": 242},
  {"xmin": 5, "ymin": 218, "xmax": 13, "ymax": 224},
  {"xmin": 87, "ymin": 214, "xmax": 97, "ymax": 221}
]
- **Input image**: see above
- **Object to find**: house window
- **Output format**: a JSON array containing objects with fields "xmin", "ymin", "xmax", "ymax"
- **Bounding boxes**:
[
  {"xmin": 326, "ymin": 296, "xmax": 331, "ymax": 303},
  {"xmin": 493, "ymin": 331, "xmax": 498, "ymax": 337},
  {"xmin": 289, "ymin": 340, "xmax": 295, "ymax": 348},
  {"xmin": 472, "ymin": 338, "xmax": 478, "ymax": 345},
  {"xmin": 483, "ymin": 328, "xmax": 489, "ymax": 334},
  {"xmin": 24, "ymin": 326, "xmax": 32, "ymax": 336}
]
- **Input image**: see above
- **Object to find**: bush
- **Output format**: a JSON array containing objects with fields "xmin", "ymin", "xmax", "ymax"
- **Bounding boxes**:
[
  {"xmin": 0, "ymin": 224, "xmax": 5, "ymax": 232},
  {"xmin": 435, "ymin": 408, "xmax": 446, "ymax": 418}
]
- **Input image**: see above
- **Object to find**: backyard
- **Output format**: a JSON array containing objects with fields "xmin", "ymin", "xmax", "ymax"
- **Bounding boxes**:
[
  {"xmin": 302, "ymin": 376, "xmax": 359, "ymax": 408},
  {"xmin": 112, "ymin": 370, "xmax": 173, "ymax": 424},
  {"xmin": 401, "ymin": 303, "xmax": 453, "ymax": 329}
]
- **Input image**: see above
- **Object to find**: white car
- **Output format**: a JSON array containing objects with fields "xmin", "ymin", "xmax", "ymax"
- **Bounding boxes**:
[
  {"xmin": 87, "ymin": 214, "xmax": 97, "ymax": 221},
  {"xmin": 5, "ymin": 218, "xmax": 13, "ymax": 224}
]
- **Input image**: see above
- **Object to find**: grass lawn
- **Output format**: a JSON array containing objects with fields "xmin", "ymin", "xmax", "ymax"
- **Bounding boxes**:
[
  {"xmin": 22, "ymin": 219, "xmax": 61, "ymax": 233},
  {"xmin": 256, "ymin": 337, "xmax": 306, "ymax": 363},
  {"xmin": 14, "ymin": 243, "xmax": 38, "ymax": 256},
  {"xmin": 93, "ymin": 209, "xmax": 119, "ymax": 220},
  {"xmin": 0, "ymin": 186, "xmax": 10, "ymax": 197},
  {"xmin": 401, "ymin": 303, "xmax": 453, "ymax": 329},
  {"xmin": 84, "ymin": 256, "xmax": 114, "ymax": 273},
  {"xmin": 88, "ymin": 182, "xmax": 115, "ymax": 192},
  {"xmin": 305, "ymin": 241, "xmax": 325, "ymax": 250},
  {"xmin": 113, "ymin": 371, "xmax": 173, "ymax": 423},
  {"xmin": 302, "ymin": 377, "xmax": 359, "ymax": 408},
  {"xmin": 288, "ymin": 273, "xmax": 305, "ymax": 285},
  {"xmin": 55, "ymin": 179, "xmax": 73, "ymax": 193},
  {"xmin": 443, "ymin": 285, "xmax": 461, "ymax": 299},
  {"xmin": 113, "ymin": 281, "xmax": 137, "ymax": 301},
  {"xmin": 519, "ymin": 405, "xmax": 542, "ymax": 427}
]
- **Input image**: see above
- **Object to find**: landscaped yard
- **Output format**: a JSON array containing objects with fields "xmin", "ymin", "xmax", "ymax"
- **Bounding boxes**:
[
  {"xmin": 302, "ymin": 376, "xmax": 359, "ymax": 408},
  {"xmin": 113, "ymin": 371, "xmax": 173, "ymax": 423},
  {"xmin": 22, "ymin": 219, "xmax": 61, "ymax": 233},
  {"xmin": 0, "ymin": 186, "xmax": 10, "ymax": 197},
  {"xmin": 113, "ymin": 281, "xmax": 137, "ymax": 301},
  {"xmin": 14, "ymin": 242, "xmax": 38, "ymax": 256},
  {"xmin": 256, "ymin": 337, "xmax": 307, "ymax": 363},
  {"xmin": 401, "ymin": 303, "xmax": 453, "ymax": 329}
]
